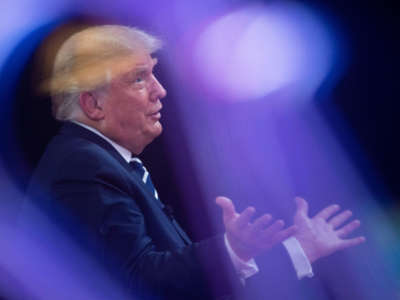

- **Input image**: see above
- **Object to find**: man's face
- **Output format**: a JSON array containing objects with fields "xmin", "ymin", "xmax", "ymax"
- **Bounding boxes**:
[{"xmin": 100, "ymin": 52, "xmax": 167, "ymax": 154}]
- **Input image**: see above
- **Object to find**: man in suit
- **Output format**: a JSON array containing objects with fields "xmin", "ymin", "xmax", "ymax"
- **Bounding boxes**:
[{"xmin": 21, "ymin": 25, "xmax": 365, "ymax": 299}]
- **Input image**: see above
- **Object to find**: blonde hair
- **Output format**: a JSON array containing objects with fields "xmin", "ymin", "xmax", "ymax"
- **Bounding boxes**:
[{"xmin": 48, "ymin": 25, "xmax": 162, "ymax": 121}]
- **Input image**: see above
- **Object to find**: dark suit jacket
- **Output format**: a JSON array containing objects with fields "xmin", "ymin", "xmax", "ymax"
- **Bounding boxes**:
[{"xmin": 21, "ymin": 122, "xmax": 241, "ymax": 300}]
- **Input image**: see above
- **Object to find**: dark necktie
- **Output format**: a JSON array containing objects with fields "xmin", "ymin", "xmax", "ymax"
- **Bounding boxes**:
[
  {"xmin": 129, "ymin": 157, "xmax": 191, "ymax": 245},
  {"xmin": 129, "ymin": 157, "xmax": 160, "ymax": 202}
]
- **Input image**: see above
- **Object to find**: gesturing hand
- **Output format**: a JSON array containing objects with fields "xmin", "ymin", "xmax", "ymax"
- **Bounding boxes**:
[
  {"xmin": 216, "ymin": 196, "xmax": 297, "ymax": 261},
  {"xmin": 293, "ymin": 197, "xmax": 366, "ymax": 264}
]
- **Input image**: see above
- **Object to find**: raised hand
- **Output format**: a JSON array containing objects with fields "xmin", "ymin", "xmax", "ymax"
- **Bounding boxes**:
[
  {"xmin": 293, "ymin": 197, "xmax": 366, "ymax": 264},
  {"xmin": 216, "ymin": 196, "xmax": 297, "ymax": 261}
]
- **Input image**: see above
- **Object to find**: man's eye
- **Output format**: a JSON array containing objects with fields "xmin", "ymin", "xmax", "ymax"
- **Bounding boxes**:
[{"xmin": 135, "ymin": 77, "xmax": 144, "ymax": 83}]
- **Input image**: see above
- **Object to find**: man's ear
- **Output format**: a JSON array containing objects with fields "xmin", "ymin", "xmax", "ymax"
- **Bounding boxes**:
[{"xmin": 79, "ymin": 91, "xmax": 105, "ymax": 120}]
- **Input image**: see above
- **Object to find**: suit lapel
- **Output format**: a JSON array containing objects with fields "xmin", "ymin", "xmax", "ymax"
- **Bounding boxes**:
[{"xmin": 59, "ymin": 121, "xmax": 192, "ymax": 246}]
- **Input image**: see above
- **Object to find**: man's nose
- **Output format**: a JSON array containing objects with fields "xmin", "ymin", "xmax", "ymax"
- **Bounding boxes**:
[{"xmin": 150, "ymin": 75, "xmax": 167, "ymax": 100}]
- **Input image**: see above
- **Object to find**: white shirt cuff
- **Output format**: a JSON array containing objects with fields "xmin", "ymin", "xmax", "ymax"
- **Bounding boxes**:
[
  {"xmin": 282, "ymin": 237, "xmax": 314, "ymax": 279},
  {"xmin": 224, "ymin": 233, "xmax": 259, "ymax": 282}
]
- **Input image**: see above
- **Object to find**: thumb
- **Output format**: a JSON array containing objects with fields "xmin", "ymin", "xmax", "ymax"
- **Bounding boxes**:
[
  {"xmin": 216, "ymin": 196, "xmax": 237, "ymax": 223},
  {"xmin": 295, "ymin": 197, "xmax": 309, "ymax": 217}
]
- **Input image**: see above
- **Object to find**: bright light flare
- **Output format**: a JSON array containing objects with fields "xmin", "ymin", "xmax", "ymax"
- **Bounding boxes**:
[{"xmin": 190, "ymin": 3, "xmax": 336, "ymax": 101}]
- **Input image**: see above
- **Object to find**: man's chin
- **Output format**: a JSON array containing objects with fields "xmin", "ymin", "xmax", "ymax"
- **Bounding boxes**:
[
  {"xmin": 155, "ymin": 121, "xmax": 163, "ymax": 134},
  {"xmin": 150, "ymin": 122, "xmax": 163, "ymax": 139}
]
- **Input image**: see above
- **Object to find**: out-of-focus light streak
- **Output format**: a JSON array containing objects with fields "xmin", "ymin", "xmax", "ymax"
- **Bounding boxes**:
[
  {"xmin": 1, "ymin": 163, "xmax": 131, "ymax": 299},
  {"xmin": 181, "ymin": 3, "xmax": 336, "ymax": 102},
  {"xmin": 163, "ymin": 2, "xmax": 399, "ymax": 298},
  {"xmin": 1, "ymin": 201, "xmax": 136, "ymax": 300},
  {"xmin": 0, "ymin": 0, "xmax": 73, "ymax": 65}
]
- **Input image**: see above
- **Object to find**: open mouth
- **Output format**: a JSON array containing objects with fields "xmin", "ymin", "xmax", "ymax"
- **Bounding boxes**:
[
  {"xmin": 148, "ymin": 101, "xmax": 162, "ymax": 120},
  {"xmin": 149, "ymin": 103, "xmax": 162, "ymax": 119},
  {"xmin": 149, "ymin": 111, "xmax": 161, "ymax": 120}
]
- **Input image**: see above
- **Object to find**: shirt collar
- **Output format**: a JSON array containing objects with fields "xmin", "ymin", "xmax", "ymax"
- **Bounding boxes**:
[{"xmin": 72, "ymin": 121, "xmax": 132, "ymax": 163}]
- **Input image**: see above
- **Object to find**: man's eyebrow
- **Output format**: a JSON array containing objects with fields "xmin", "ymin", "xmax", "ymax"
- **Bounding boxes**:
[
  {"xmin": 121, "ymin": 58, "xmax": 159, "ymax": 80},
  {"xmin": 131, "ymin": 58, "xmax": 158, "ymax": 73}
]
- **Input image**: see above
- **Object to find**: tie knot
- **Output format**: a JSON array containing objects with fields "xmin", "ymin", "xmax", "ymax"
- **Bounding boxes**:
[
  {"xmin": 129, "ymin": 157, "xmax": 148, "ymax": 183},
  {"xmin": 129, "ymin": 157, "xmax": 159, "ymax": 201},
  {"xmin": 129, "ymin": 157, "xmax": 143, "ymax": 169},
  {"xmin": 129, "ymin": 157, "xmax": 143, "ymax": 165}
]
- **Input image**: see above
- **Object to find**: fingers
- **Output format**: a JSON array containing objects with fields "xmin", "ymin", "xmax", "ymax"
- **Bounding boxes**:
[
  {"xmin": 329, "ymin": 210, "xmax": 352, "ymax": 229},
  {"xmin": 216, "ymin": 196, "xmax": 237, "ymax": 223},
  {"xmin": 271, "ymin": 225, "xmax": 297, "ymax": 244},
  {"xmin": 314, "ymin": 204, "xmax": 340, "ymax": 220},
  {"xmin": 338, "ymin": 236, "xmax": 366, "ymax": 250},
  {"xmin": 236, "ymin": 207, "xmax": 256, "ymax": 228},
  {"xmin": 260, "ymin": 221, "xmax": 297, "ymax": 247},
  {"xmin": 250, "ymin": 214, "xmax": 273, "ymax": 232},
  {"xmin": 261, "ymin": 219, "xmax": 285, "ymax": 238},
  {"xmin": 336, "ymin": 220, "xmax": 361, "ymax": 237},
  {"xmin": 295, "ymin": 197, "xmax": 309, "ymax": 217}
]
